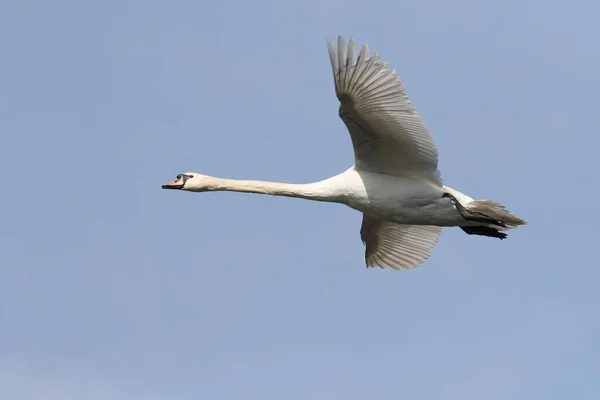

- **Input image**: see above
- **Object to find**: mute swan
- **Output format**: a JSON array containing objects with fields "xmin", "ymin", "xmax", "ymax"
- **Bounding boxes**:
[{"xmin": 162, "ymin": 36, "xmax": 526, "ymax": 271}]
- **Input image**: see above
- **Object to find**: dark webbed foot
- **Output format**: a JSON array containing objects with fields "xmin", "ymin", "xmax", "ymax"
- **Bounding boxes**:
[{"xmin": 460, "ymin": 226, "xmax": 507, "ymax": 239}]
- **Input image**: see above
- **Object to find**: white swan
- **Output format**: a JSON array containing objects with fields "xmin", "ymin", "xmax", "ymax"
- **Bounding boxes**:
[{"xmin": 162, "ymin": 36, "xmax": 526, "ymax": 271}]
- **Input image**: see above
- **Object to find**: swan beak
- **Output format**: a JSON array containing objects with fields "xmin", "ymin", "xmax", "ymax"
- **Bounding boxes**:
[{"xmin": 162, "ymin": 177, "xmax": 184, "ymax": 190}]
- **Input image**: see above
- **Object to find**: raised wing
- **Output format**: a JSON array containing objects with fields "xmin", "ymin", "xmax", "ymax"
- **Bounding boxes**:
[
  {"xmin": 360, "ymin": 214, "xmax": 441, "ymax": 270},
  {"xmin": 328, "ymin": 36, "xmax": 441, "ymax": 185}
]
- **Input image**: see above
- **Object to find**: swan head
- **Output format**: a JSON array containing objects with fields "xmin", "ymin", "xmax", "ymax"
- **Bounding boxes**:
[{"xmin": 162, "ymin": 173, "xmax": 211, "ymax": 192}]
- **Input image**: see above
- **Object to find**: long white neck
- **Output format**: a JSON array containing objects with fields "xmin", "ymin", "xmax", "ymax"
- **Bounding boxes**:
[{"xmin": 201, "ymin": 176, "xmax": 345, "ymax": 203}]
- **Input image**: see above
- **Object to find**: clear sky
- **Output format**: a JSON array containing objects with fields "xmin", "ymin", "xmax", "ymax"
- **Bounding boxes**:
[{"xmin": 1, "ymin": 0, "xmax": 598, "ymax": 399}]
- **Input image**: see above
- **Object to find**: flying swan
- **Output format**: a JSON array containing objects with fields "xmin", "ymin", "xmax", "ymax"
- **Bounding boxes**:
[{"xmin": 162, "ymin": 36, "xmax": 526, "ymax": 271}]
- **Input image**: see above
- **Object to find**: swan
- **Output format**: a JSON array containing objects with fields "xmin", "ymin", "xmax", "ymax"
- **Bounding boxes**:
[{"xmin": 162, "ymin": 36, "xmax": 526, "ymax": 271}]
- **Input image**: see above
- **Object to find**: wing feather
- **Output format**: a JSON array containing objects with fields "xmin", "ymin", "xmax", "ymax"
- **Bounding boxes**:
[
  {"xmin": 360, "ymin": 214, "xmax": 441, "ymax": 270},
  {"xmin": 328, "ymin": 36, "xmax": 441, "ymax": 185}
]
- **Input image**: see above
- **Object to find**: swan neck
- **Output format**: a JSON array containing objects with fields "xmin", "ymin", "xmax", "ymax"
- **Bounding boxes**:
[{"xmin": 209, "ymin": 178, "xmax": 338, "ymax": 202}]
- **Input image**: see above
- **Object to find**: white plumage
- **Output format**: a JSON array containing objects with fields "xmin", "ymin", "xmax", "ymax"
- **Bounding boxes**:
[
  {"xmin": 162, "ymin": 36, "xmax": 526, "ymax": 271},
  {"xmin": 327, "ymin": 36, "xmax": 440, "ymax": 184}
]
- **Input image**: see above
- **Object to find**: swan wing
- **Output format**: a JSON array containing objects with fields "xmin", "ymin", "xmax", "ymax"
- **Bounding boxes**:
[
  {"xmin": 328, "ymin": 36, "xmax": 441, "ymax": 185},
  {"xmin": 360, "ymin": 214, "xmax": 441, "ymax": 270}
]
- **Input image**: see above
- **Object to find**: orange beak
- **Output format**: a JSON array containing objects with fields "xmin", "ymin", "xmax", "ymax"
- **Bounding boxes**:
[{"xmin": 162, "ymin": 176, "xmax": 184, "ymax": 190}]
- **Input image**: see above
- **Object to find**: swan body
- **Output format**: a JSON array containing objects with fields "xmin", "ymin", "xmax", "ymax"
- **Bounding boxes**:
[{"xmin": 162, "ymin": 37, "xmax": 526, "ymax": 271}]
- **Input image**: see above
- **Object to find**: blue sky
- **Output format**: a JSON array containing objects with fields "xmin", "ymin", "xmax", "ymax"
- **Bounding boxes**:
[{"xmin": 1, "ymin": 0, "xmax": 598, "ymax": 399}]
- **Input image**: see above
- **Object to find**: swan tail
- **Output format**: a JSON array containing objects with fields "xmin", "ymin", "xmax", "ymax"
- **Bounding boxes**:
[
  {"xmin": 465, "ymin": 200, "xmax": 527, "ymax": 228},
  {"xmin": 442, "ymin": 187, "xmax": 526, "ymax": 240}
]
